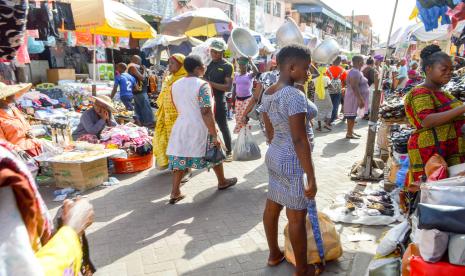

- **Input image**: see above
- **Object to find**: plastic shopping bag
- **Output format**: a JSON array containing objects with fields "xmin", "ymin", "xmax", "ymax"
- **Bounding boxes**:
[{"xmin": 233, "ymin": 126, "xmax": 261, "ymax": 161}]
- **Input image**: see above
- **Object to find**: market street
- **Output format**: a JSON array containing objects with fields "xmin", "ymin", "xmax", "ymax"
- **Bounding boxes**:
[{"xmin": 39, "ymin": 119, "xmax": 386, "ymax": 276}]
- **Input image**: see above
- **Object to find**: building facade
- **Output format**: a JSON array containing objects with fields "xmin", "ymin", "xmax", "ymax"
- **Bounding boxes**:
[
  {"xmin": 346, "ymin": 15, "xmax": 373, "ymax": 55},
  {"xmin": 285, "ymin": 0, "xmax": 352, "ymax": 51}
]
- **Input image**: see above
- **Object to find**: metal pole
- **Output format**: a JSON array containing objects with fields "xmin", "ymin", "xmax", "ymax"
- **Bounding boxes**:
[
  {"xmin": 350, "ymin": 10, "xmax": 354, "ymax": 52},
  {"xmin": 250, "ymin": 0, "xmax": 256, "ymax": 30},
  {"xmin": 360, "ymin": 0, "xmax": 398, "ymax": 179}
]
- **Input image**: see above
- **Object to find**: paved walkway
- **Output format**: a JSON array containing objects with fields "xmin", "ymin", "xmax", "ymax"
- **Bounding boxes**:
[{"xmin": 40, "ymin": 119, "xmax": 386, "ymax": 276}]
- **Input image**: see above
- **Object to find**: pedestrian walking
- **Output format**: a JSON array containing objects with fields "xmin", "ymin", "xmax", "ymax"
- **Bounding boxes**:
[
  {"xmin": 111, "ymin": 63, "xmax": 136, "ymax": 111},
  {"xmin": 166, "ymin": 55, "xmax": 237, "ymax": 204},
  {"xmin": 313, "ymin": 66, "xmax": 333, "ymax": 131},
  {"xmin": 344, "ymin": 56, "xmax": 369, "ymax": 139},
  {"xmin": 204, "ymin": 39, "xmax": 234, "ymax": 161},
  {"xmin": 153, "ymin": 54, "xmax": 187, "ymax": 170},
  {"xmin": 128, "ymin": 55, "xmax": 155, "ymax": 128},
  {"xmin": 232, "ymin": 56, "xmax": 259, "ymax": 133},
  {"xmin": 259, "ymin": 45, "xmax": 321, "ymax": 276},
  {"xmin": 326, "ymin": 56, "xmax": 347, "ymax": 123}
]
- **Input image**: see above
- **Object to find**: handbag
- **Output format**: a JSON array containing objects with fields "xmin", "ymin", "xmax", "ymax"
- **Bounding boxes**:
[
  {"xmin": 418, "ymin": 203, "xmax": 465, "ymax": 234},
  {"xmin": 204, "ymin": 135, "xmax": 225, "ymax": 163}
]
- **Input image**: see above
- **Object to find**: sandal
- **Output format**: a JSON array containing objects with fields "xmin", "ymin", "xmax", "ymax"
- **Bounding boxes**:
[
  {"xmin": 267, "ymin": 253, "xmax": 285, "ymax": 267},
  {"xmin": 324, "ymin": 125, "xmax": 332, "ymax": 131},
  {"xmin": 218, "ymin": 177, "xmax": 238, "ymax": 190},
  {"xmin": 316, "ymin": 127, "xmax": 322, "ymax": 132},
  {"xmin": 353, "ymin": 132, "xmax": 362, "ymax": 137},
  {"xmin": 169, "ymin": 194, "xmax": 186, "ymax": 204},
  {"xmin": 346, "ymin": 135, "xmax": 360, "ymax": 139}
]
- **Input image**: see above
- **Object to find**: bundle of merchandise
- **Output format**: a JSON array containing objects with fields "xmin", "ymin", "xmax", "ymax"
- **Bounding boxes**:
[
  {"xmin": 445, "ymin": 74, "xmax": 465, "ymax": 101},
  {"xmin": 400, "ymin": 177, "xmax": 465, "ymax": 275},
  {"xmin": 100, "ymin": 124, "xmax": 152, "ymax": 156},
  {"xmin": 322, "ymin": 184, "xmax": 403, "ymax": 226},
  {"xmin": 113, "ymin": 102, "xmax": 134, "ymax": 120},
  {"xmin": 390, "ymin": 125, "xmax": 414, "ymax": 155},
  {"xmin": 379, "ymin": 96, "xmax": 406, "ymax": 121}
]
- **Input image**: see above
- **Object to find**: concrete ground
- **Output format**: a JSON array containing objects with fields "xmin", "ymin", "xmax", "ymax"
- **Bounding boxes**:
[{"xmin": 39, "ymin": 119, "xmax": 387, "ymax": 275}]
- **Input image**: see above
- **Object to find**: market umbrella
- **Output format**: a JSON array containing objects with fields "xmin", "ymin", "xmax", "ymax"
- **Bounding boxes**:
[
  {"xmin": 71, "ymin": 0, "xmax": 157, "ymax": 81},
  {"xmin": 71, "ymin": 0, "xmax": 156, "ymax": 39},
  {"xmin": 161, "ymin": 8, "xmax": 233, "ymax": 37},
  {"xmin": 141, "ymin": 35, "xmax": 203, "ymax": 60}
]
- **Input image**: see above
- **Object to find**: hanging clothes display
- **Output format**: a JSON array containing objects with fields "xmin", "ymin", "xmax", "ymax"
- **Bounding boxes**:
[
  {"xmin": 418, "ymin": 0, "xmax": 461, "ymax": 9},
  {"xmin": 416, "ymin": 0, "xmax": 452, "ymax": 31},
  {"xmin": 52, "ymin": 2, "xmax": 76, "ymax": 31},
  {"xmin": 26, "ymin": 2, "xmax": 58, "ymax": 41},
  {"xmin": 0, "ymin": 62, "xmax": 17, "ymax": 84},
  {"xmin": 448, "ymin": 2, "xmax": 465, "ymax": 30},
  {"xmin": 16, "ymin": 34, "xmax": 30, "ymax": 65},
  {"xmin": 0, "ymin": 0, "xmax": 28, "ymax": 60}
]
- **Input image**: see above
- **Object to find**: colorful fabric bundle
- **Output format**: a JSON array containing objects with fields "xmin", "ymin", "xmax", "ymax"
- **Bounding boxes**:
[{"xmin": 416, "ymin": 0, "xmax": 451, "ymax": 31}]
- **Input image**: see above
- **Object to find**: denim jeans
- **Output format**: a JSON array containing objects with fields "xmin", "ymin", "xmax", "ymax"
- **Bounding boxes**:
[
  {"xmin": 120, "ymin": 95, "xmax": 134, "ymax": 111},
  {"xmin": 329, "ymin": 93, "xmax": 342, "ymax": 123},
  {"xmin": 133, "ymin": 92, "xmax": 154, "ymax": 127}
]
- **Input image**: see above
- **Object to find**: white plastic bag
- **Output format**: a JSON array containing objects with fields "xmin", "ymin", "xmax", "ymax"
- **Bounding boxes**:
[
  {"xmin": 376, "ymin": 220, "xmax": 410, "ymax": 256},
  {"xmin": 233, "ymin": 127, "xmax": 261, "ymax": 161}
]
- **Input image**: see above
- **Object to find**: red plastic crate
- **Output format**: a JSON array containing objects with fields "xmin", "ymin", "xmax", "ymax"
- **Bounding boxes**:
[{"xmin": 111, "ymin": 154, "xmax": 153, "ymax": 174}]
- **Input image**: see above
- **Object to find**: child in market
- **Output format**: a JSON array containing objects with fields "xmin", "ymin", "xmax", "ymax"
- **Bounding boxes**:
[{"xmin": 111, "ymin": 63, "xmax": 136, "ymax": 111}]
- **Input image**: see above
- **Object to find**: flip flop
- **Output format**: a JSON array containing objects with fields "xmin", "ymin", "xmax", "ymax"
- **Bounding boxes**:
[
  {"xmin": 218, "ymin": 177, "xmax": 238, "ymax": 190},
  {"xmin": 169, "ymin": 194, "xmax": 186, "ymax": 204},
  {"xmin": 267, "ymin": 254, "xmax": 285, "ymax": 267},
  {"xmin": 346, "ymin": 135, "xmax": 360, "ymax": 139},
  {"xmin": 353, "ymin": 132, "xmax": 362, "ymax": 137},
  {"xmin": 316, "ymin": 127, "xmax": 322, "ymax": 132},
  {"xmin": 324, "ymin": 125, "xmax": 332, "ymax": 131}
]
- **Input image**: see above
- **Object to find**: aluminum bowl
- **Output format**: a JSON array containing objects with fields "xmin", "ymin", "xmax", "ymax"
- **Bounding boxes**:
[
  {"xmin": 228, "ymin": 28, "xmax": 259, "ymax": 58},
  {"xmin": 276, "ymin": 17, "xmax": 304, "ymax": 47},
  {"xmin": 312, "ymin": 38, "xmax": 340, "ymax": 64}
]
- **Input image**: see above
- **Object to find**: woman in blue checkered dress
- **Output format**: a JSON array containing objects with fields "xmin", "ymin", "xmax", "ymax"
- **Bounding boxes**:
[{"xmin": 259, "ymin": 45, "xmax": 321, "ymax": 276}]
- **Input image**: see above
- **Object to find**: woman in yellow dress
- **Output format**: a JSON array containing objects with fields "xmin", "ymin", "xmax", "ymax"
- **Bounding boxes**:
[{"xmin": 153, "ymin": 54, "xmax": 187, "ymax": 170}]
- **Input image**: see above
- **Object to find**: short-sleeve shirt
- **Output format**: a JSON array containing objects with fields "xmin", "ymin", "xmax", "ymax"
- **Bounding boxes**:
[
  {"xmin": 398, "ymin": 65, "xmax": 408, "ymax": 79},
  {"xmin": 205, "ymin": 59, "xmax": 233, "ymax": 95},
  {"xmin": 114, "ymin": 73, "xmax": 136, "ymax": 98},
  {"xmin": 233, "ymin": 72, "xmax": 253, "ymax": 98},
  {"xmin": 326, "ymin": 66, "xmax": 347, "ymax": 86}
]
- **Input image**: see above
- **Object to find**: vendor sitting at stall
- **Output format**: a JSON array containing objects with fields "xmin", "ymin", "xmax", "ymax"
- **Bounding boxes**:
[
  {"xmin": 0, "ymin": 82, "xmax": 43, "ymax": 157},
  {"xmin": 405, "ymin": 44, "xmax": 465, "ymax": 184},
  {"xmin": 72, "ymin": 95, "xmax": 117, "ymax": 141}
]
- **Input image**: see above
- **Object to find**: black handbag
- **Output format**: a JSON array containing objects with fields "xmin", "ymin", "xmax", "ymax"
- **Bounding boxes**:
[
  {"xmin": 204, "ymin": 136, "xmax": 225, "ymax": 163},
  {"xmin": 418, "ymin": 203, "xmax": 465, "ymax": 234}
]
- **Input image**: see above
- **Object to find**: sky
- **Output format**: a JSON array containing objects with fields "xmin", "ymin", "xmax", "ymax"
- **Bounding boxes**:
[{"xmin": 322, "ymin": 0, "xmax": 417, "ymax": 41}]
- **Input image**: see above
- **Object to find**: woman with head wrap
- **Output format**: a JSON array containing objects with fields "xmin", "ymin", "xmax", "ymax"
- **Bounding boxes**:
[{"xmin": 153, "ymin": 54, "xmax": 188, "ymax": 170}]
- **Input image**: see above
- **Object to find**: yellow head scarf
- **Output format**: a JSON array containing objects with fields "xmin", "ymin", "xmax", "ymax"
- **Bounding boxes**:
[
  {"xmin": 166, "ymin": 53, "xmax": 187, "ymax": 86},
  {"xmin": 315, "ymin": 66, "xmax": 327, "ymax": 100}
]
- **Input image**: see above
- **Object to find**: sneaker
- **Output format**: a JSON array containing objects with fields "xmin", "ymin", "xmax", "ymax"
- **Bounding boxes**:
[{"xmin": 224, "ymin": 153, "xmax": 233, "ymax": 162}]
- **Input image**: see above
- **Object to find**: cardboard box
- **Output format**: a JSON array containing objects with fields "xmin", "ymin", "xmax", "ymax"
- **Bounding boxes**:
[
  {"xmin": 52, "ymin": 158, "xmax": 108, "ymax": 191},
  {"xmin": 47, "ymin": 68, "xmax": 76, "ymax": 84}
]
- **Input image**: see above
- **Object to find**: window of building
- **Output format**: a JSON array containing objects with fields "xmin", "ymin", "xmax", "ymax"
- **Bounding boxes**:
[
  {"xmin": 265, "ymin": 0, "xmax": 271, "ymax": 14},
  {"xmin": 273, "ymin": 2, "xmax": 281, "ymax": 17}
]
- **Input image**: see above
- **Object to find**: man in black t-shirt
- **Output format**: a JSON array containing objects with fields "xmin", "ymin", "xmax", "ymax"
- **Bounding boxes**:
[{"xmin": 204, "ymin": 39, "xmax": 234, "ymax": 160}]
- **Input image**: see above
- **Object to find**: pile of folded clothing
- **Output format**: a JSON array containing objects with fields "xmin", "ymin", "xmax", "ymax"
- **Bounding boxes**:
[{"xmin": 100, "ymin": 124, "xmax": 152, "ymax": 156}]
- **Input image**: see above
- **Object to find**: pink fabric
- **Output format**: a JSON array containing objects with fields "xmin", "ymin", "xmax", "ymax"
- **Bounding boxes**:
[{"xmin": 16, "ymin": 34, "xmax": 30, "ymax": 64}]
